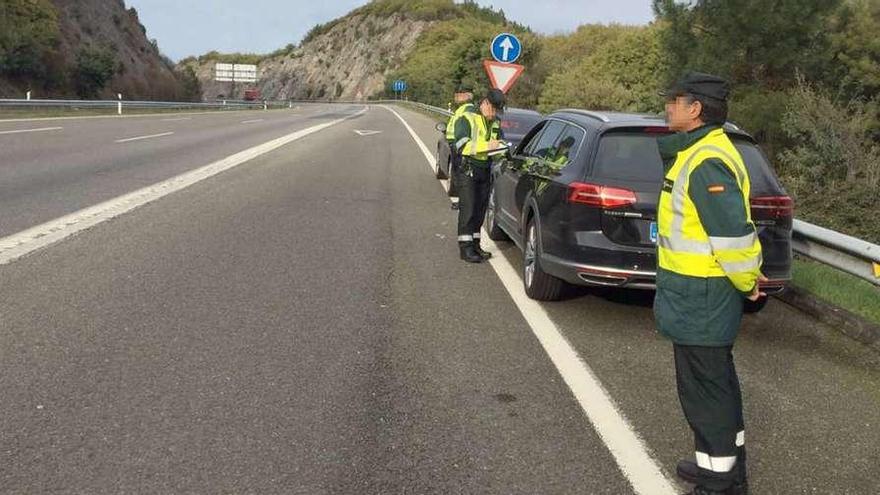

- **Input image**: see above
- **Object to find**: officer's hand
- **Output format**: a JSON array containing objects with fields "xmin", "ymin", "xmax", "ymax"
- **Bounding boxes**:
[
  {"xmin": 488, "ymin": 139, "xmax": 501, "ymax": 150},
  {"xmin": 747, "ymin": 274, "xmax": 769, "ymax": 302}
]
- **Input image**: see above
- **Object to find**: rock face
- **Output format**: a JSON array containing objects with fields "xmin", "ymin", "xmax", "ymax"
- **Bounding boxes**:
[
  {"xmin": 50, "ymin": 0, "xmax": 185, "ymax": 99},
  {"xmin": 186, "ymin": 12, "xmax": 432, "ymax": 101},
  {"xmin": 0, "ymin": 0, "xmax": 188, "ymax": 99}
]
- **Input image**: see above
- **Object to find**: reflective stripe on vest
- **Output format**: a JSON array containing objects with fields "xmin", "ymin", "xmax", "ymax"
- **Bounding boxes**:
[{"xmin": 657, "ymin": 129, "xmax": 762, "ymax": 283}]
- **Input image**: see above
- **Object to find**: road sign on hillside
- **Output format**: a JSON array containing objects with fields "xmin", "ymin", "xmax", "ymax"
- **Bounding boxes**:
[
  {"xmin": 491, "ymin": 33, "xmax": 522, "ymax": 64},
  {"xmin": 392, "ymin": 80, "xmax": 408, "ymax": 93},
  {"xmin": 483, "ymin": 60, "xmax": 525, "ymax": 94},
  {"xmin": 214, "ymin": 63, "xmax": 258, "ymax": 83}
]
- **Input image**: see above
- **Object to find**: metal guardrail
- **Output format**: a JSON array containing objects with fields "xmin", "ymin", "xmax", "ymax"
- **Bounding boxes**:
[
  {"xmin": 0, "ymin": 98, "xmax": 290, "ymax": 114},
  {"xmin": 379, "ymin": 99, "xmax": 880, "ymax": 287}
]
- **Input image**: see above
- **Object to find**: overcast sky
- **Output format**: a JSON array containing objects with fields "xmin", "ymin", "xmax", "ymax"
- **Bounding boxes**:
[{"xmin": 127, "ymin": 1, "xmax": 655, "ymax": 61}]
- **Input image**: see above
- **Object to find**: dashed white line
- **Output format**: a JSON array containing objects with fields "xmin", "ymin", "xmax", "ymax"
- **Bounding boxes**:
[
  {"xmin": 0, "ymin": 126, "xmax": 63, "ymax": 136},
  {"xmin": 383, "ymin": 104, "xmax": 678, "ymax": 495},
  {"xmin": 0, "ymin": 106, "xmax": 368, "ymax": 265},
  {"xmin": 241, "ymin": 119, "xmax": 265, "ymax": 124},
  {"xmin": 161, "ymin": 117, "xmax": 192, "ymax": 122},
  {"xmin": 114, "ymin": 132, "xmax": 175, "ymax": 144}
]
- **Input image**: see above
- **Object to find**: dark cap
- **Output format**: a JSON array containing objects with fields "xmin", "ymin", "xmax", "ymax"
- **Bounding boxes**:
[
  {"xmin": 661, "ymin": 71, "xmax": 730, "ymax": 102},
  {"xmin": 454, "ymin": 83, "xmax": 473, "ymax": 93},
  {"xmin": 483, "ymin": 88, "xmax": 506, "ymax": 111}
]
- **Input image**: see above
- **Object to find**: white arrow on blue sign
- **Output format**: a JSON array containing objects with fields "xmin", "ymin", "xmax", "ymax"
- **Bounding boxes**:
[
  {"xmin": 393, "ymin": 80, "xmax": 408, "ymax": 92},
  {"xmin": 491, "ymin": 33, "xmax": 522, "ymax": 64}
]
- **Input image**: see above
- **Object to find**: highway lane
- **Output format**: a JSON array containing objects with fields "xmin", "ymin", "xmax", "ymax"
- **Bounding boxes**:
[
  {"xmin": 0, "ymin": 104, "xmax": 877, "ymax": 493},
  {"xmin": 0, "ymin": 104, "xmax": 361, "ymax": 236}
]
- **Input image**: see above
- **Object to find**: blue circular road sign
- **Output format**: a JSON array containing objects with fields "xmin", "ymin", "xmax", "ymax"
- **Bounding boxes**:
[
  {"xmin": 393, "ymin": 80, "xmax": 407, "ymax": 92},
  {"xmin": 491, "ymin": 33, "xmax": 522, "ymax": 64}
]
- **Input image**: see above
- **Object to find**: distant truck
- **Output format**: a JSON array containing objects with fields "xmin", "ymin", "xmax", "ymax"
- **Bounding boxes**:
[{"xmin": 243, "ymin": 88, "xmax": 261, "ymax": 101}]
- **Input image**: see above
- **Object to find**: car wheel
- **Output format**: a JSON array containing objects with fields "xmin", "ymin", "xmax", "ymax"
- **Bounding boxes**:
[
  {"xmin": 743, "ymin": 297, "xmax": 768, "ymax": 314},
  {"xmin": 523, "ymin": 218, "xmax": 564, "ymax": 301},
  {"xmin": 486, "ymin": 188, "xmax": 509, "ymax": 241},
  {"xmin": 435, "ymin": 147, "xmax": 448, "ymax": 180},
  {"xmin": 447, "ymin": 163, "xmax": 458, "ymax": 197}
]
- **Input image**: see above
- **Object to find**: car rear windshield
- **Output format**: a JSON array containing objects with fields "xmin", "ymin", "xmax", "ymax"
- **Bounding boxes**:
[
  {"xmin": 591, "ymin": 130, "xmax": 785, "ymax": 194},
  {"xmin": 501, "ymin": 113, "xmax": 542, "ymax": 136}
]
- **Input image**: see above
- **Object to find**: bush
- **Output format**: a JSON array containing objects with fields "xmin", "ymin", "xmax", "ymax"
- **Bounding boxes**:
[
  {"xmin": 0, "ymin": 0, "xmax": 60, "ymax": 78},
  {"xmin": 73, "ymin": 46, "xmax": 117, "ymax": 98},
  {"xmin": 779, "ymin": 78, "xmax": 880, "ymax": 243}
]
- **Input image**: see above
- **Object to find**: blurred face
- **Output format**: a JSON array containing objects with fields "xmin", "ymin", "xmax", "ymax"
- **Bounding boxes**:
[
  {"xmin": 480, "ymin": 99, "xmax": 497, "ymax": 120},
  {"xmin": 454, "ymin": 91, "xmax": 472, "ymax": 104},
  {"xmin": 665, "ymin": 95, "xmax": 703, "ymax": 132}
]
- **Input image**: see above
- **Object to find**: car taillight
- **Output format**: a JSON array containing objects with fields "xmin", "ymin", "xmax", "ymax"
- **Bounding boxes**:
[
  {"xmin": 568, "ymin": 182, "xmax": 637, "ymax": 209},
  {"xmin": 751, "ymin": 196, "xmax": 793, "ymax": 219}
]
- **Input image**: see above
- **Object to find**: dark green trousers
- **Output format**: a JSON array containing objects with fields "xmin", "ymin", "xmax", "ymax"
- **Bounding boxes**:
[{"xmin": 674, "ymin": 344, "xmax": 747, "ymax": 491}]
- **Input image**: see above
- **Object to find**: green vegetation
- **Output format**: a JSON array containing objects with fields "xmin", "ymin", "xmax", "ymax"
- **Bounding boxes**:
[
  {"xmin": 73, "ymin": 46, "xmax": 117, "ymax": 98},
  {"xmin": 792, "ymin": 258, "xmax": 880, "ymax": 325},
  {"xmin": 0, "ymin": 0, "xmax": 61, "ymax": 80}
]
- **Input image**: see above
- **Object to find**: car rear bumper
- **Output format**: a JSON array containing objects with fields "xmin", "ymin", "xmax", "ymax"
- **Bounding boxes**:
[{"xmin": 540, "ymin": 253, "xmax": 791, "ymax": 294}]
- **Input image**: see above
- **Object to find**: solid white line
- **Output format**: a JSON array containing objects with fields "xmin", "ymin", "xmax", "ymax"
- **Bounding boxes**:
[
  {"xmin": 0, "ymin": 126, "xmax": 63, "ymax": 135},
  {"xmin": 115, "ymin": 132, "xmax": 174, "ymax": 143},
  {"xmin": 382, "ymin": 105, "xmax": 678, "ymax": 495},
  {"xmin": 241, "ymin": 119, "xmax": 264, "ymax": 124},
  {"xmin": 0, "ymin": 106, "xmax": 368, "ymax": 265},
  {"xmin": 0, "ymin": 109, "xmax": 300, "ymax": 124}
]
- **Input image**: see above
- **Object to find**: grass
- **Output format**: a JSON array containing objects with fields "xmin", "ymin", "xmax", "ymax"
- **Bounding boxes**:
[{"xmin": 792, "ymin": 257, "xmax": 880, "ymax": 325}]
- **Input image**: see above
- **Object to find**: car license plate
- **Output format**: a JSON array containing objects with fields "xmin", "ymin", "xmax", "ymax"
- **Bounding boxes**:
[{"xmin": 650, "ymin": 222, "xmax": 658, "ymax": 244}]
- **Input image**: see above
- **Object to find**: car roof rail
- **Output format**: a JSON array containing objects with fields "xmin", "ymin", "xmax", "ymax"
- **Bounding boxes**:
[{"xmin": 556, "ymin": 109, "xmax": 611, "ymax": 123}]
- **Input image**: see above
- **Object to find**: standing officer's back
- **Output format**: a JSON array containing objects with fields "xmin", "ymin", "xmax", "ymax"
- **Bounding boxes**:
[{"xmin": 655, "ymin": 72, "xmax": 766, "ymax": 495}]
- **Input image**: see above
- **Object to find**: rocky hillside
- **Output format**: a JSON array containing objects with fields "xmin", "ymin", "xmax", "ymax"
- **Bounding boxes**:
[
  {"xmin": 182, "ymin": 13, "xmax": 432, "ymax": 101},
  {"xmin": 180, "ymin": 0, "xmax": 519, "ymax": 101},
  {"xmin": 0, "ymin": 0, "xmax": 197, "ymax": 100}
]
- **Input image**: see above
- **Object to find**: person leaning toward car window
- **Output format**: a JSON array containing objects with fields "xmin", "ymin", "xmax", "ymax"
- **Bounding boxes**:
[
  {"xmin": 453, "ymin": 88, "xmax": 505, "ymax": 263},
  {"xmin": 654, "ymin": 72, "xmax": 767, "ymax": 495}
]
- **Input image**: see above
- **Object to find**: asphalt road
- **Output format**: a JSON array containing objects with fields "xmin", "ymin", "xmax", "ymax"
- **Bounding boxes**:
[{"xmin": 0, "ymin": 104, "xmax": 877, "ymax": 494}]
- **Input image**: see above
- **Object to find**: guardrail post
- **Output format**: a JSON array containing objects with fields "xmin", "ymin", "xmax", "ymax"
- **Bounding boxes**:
[
  {"xmin": 117, "ymin": 93, "xmax": 123, "ymax": 115},
  {"xmin": 26, "ymin": 91, "xmax": 31, "ymax": 101}
]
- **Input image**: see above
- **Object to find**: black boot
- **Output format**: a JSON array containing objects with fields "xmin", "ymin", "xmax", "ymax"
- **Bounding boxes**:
[
  {"xmin": 677, "ymin": 460, "xmax": 748, "ymax": 495},
  {"xmin": 459, "ymin": 242, "xmax": 483, "ymax": 263},
  {"xmin": 473, "ymin": 239, "xmax": 492, "ymax": 259}
]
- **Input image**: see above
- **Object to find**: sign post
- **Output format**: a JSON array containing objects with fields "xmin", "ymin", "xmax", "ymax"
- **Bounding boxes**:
[
  {"xmin": 485, "ymin": 33, "xmax": 525, "ymax": 94},
  {"xmin": 392, "ymin": 80, "xmax": 408, "ymax": 99}
]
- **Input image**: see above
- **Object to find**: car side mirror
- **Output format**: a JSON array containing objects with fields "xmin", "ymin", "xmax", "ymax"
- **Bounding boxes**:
[{"xmin": 435, "ymin": 122, "xmax": 447, "ymax": 133}]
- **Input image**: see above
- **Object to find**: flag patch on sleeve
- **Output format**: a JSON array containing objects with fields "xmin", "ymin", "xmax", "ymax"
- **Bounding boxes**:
[{"xmin": 707, "ymin": 184, "xmax": 726, "ymax": 194}]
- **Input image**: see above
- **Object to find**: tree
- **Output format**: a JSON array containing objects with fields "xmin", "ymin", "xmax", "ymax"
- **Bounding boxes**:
[
  {"xmin": 652, "ymin": 0, "xmax": 841, "ymax": 89},
  {"xmin": 73, "ymin": 46, "xmax": 117, "ymax": 98}
]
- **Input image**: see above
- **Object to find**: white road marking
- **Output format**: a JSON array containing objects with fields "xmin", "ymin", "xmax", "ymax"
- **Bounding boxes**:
[
  {"xmin": 383, "ymin": 105, "xmax": 678, "ymax": 495},
  {"xmin": 0, "ymin": 106, "xmax": 368, "ymax": 266},
  {"xmin": 161, "ymin": 117, "xmax": 192, "ymax": 122},
  {"xmin": 241, "ymin": 119, "xmax": 265, "ymax": 124},
  {"xmin": 115, "ymin": 132, "xmax": 174, "ymax": 144},
  {"xmin": 354, "ymin": 129, "xmax": 382, "ymax": 136},
  {"xmin": 0, "ymin": 126, "xmax": 63, "ymax": 136}
]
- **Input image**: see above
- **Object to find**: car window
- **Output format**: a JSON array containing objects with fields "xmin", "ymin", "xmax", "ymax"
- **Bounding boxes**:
[
  {"xmin": 546, "ymin": 124, "xmax": 586, "ymax": 168},
  {"xmin": 529, "ymin": 120, "xmax": 565, "ymax": 159},
  {"xmin": 592, "ymin": 132, "xmax": 665, "ymax": 181},
  {"xmin": 518, "ymin": 121, "xmax": 547, "ymax": 156},
  {"xmin": 501, "ymin": 113, "xmax": 542, "ymax": 138}
]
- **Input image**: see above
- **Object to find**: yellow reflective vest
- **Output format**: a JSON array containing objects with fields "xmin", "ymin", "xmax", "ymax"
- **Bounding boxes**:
[
  {"xmin": 657, "ymin": 128, "xmax": 762, "ymax": 293},
  {"xmin": 460, "ymin": 110, "xmax": 494, "ymax": 162},
  {"xmin": 445, "ymin": 103, "xmax": 474, "ymax": 142}
]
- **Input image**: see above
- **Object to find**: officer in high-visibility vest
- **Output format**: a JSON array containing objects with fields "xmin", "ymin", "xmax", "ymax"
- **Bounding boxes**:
[
  {"xmin": 452, "ymin": 88, "xmax": 505, "ymax": 263},
  {"xmin": 445, "ymin": 85, "xmax": 475, "ymax": 213},
  {"xmin": 654, "ymin": 72, "xmax": 767, "ymax": 495}
]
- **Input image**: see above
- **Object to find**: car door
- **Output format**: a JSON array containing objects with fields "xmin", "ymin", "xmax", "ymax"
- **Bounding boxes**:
[
  {"xmin": 512, "ymin": 120, "xmax": 566, "ymax": 229},
  {"xmin": 494, "ymin": 121, "xmax": 549, "ymax": 235}
]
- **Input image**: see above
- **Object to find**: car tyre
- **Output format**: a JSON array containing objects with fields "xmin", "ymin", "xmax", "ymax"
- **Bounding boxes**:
[
  {"xmin": 523, "ymin": 218, "xmax": 565, "ymax": 301},
  {"xmin": 447, "ymin": 163, "xmax": 459, "ymax": 197},
  {"xmin": 486, "ymin": 188, "xmax": 509, "ymax": 241},
  {"xmin": 435, "ymin": 146, "xmax": 448, "ymax": 180},
  {"xmin": 743, "ymin": 297, "xmax": 768, "ymax": 314}
]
